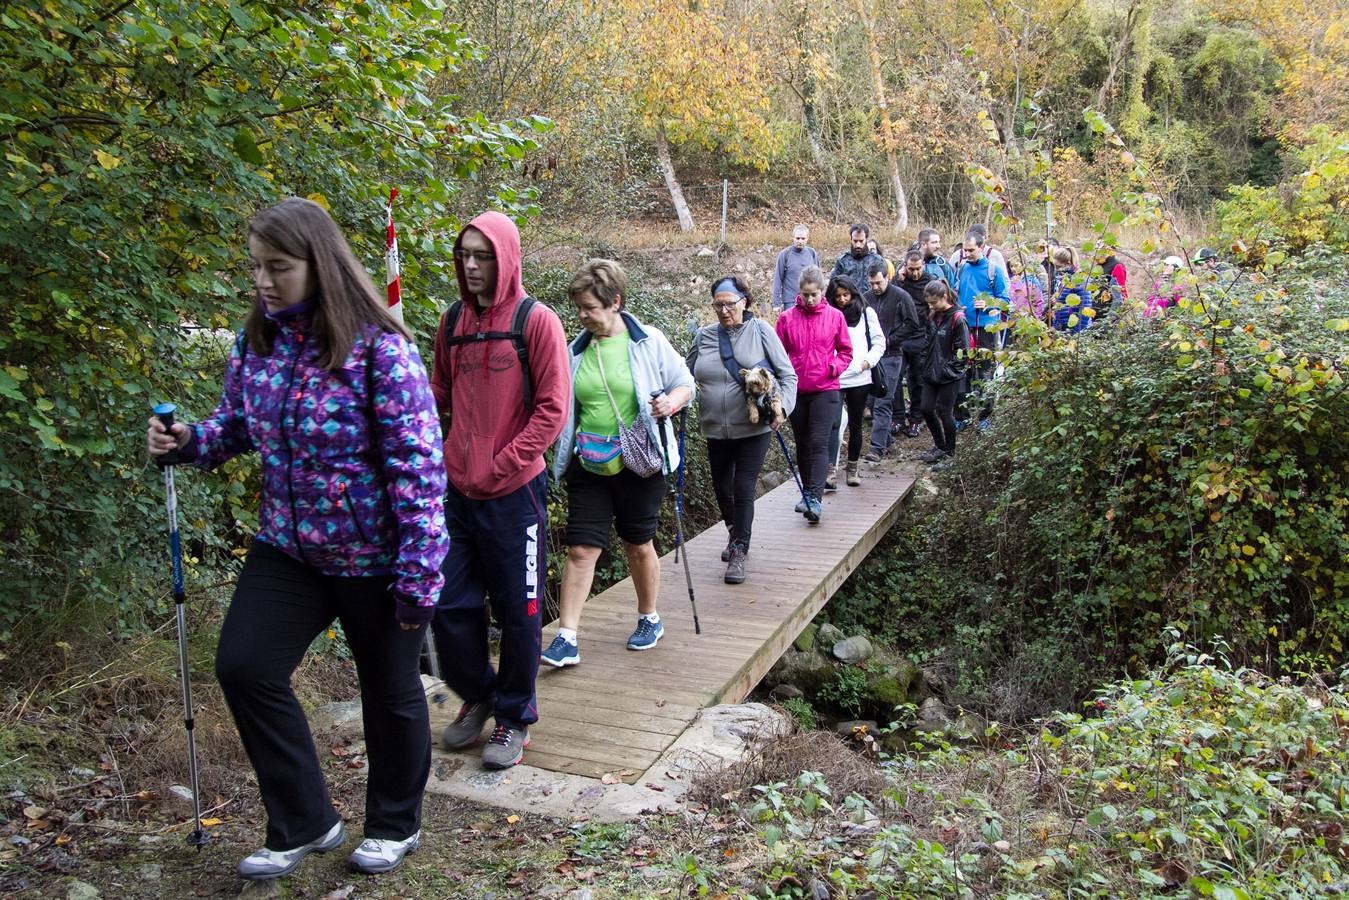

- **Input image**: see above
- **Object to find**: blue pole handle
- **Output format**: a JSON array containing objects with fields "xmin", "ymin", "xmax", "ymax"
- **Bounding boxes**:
[{"xmin": 154, "ymin": 402, "xmax": 179, "ymax": 467}]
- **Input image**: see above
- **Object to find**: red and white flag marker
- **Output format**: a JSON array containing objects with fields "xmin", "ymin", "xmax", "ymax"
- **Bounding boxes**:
[{"xmin": 385, "ymin": 188, "xmax": 403, "ymax": 324}]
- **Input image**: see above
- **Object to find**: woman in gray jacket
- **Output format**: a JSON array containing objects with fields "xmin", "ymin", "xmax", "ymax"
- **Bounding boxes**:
[
  {"xmin": 687, "ymin": 276, "xmax": 797, "ymax": 584},
  {"xmin": 544, "ymin": 260, "xmax": 695, "ymax": 667}
]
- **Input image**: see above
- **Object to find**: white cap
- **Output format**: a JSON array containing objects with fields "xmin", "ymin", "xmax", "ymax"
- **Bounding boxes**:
[{"xmin": 1162, "ymin": 256, "xmax": 1184, "ymax": 268}]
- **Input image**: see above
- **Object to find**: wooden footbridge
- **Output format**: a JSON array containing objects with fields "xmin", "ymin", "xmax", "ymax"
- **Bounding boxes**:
[{"xmin": 429, "ymin": 468, "xmax": 916, "ymax": 784}]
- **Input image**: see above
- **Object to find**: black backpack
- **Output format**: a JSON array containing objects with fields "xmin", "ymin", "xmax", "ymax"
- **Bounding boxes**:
[{"xmin": 438, "ymin": 296, "xmax": 539, "ymax": 409}]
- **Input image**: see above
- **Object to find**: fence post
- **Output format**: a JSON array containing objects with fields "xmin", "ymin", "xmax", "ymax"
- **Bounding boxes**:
[{"xmin": 720, "ymin": 179, "xmax": 728, "ymax": 248}]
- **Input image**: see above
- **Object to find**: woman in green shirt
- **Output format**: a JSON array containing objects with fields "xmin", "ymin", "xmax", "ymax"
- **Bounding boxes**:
[{"xmin": 544, "ymin": 260, "xmax": 695, "ymax": 666}]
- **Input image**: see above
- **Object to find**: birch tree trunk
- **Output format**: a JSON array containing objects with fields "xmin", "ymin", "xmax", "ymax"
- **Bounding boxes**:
[
  {"xmin": 654, "ymin": 124, "xmax": 695, "ymax": 233},
  {"xmin": 855, "ymin": 0, "xmax": 909, "ymax": 232}
]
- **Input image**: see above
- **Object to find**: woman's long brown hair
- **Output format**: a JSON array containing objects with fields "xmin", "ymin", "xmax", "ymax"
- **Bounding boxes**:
[{"xmin": 243, "ymin": 197, "xmax": 410, "ymax": 370}]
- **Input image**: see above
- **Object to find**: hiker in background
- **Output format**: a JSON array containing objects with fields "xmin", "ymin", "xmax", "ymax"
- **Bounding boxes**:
[
  {"xmin": 1090, "ymin": 249, "xmax": 1127, "ymax": 322},
  {"xmin": 826, "ymin": 275, "xmax": 885, "ymax": 488},
  {"xmin": 771, "ymin": 224, "xmax": 819, "ymax": 311},
  {"xmin": 147, "ymin": 197, "xmax": 447, "ymax": 879},
  {"xmin": 916, "ymin": 279, "xmax": 970, "ymax": 464},
  {"xmin": 891, "ymin": 250, "xmax": 933, "ymax": 439},
  {"xmin": 866, "ymin": 257, "xmax": 924, "ymax": 454},
  {"xmin": 865, "ymin": 238, "xmax": 896, "ymax": 281},
  {"xmin": 776, "ymin": 265, "xmax": 851, "ymax": 524},
  {"xmin": 1145, "ymin": 255, "xmax": 1186, "ymax": 317},
  {"xmin": 430, "ymin": 211, "xmax": 569, "ymax": 771},
  {"xmin": 1008, "ymin": 254, "xmax": 1046, "ymax": 321},
  {"xmin": 918, "ymin": 227, "xmax": 956, "ymax": 287},
  {"xmin": 1038, "ymin": 238, "xmax": 1060, "ymax": 293},
  {"xmin": 950, "ymin": 223, "xmax": 1008, "ymax": 281},
  {"xmin": 687, "ymin": 275, "xmax": 797, "ymax": 584},
  {"xmin": 831, "ymin": 223, "xmax": 887, "ymax": 287},
  {"xmin": 544, "ymin": 259, "xmax": 694, "ymax": 667},
  {"xmin": 954, "ymin": 229, "xmax": 1009, "ymax": 429},
  {"xmin": 1049, "ymin": 247, "xmax": 1092, "ymax": 332}
]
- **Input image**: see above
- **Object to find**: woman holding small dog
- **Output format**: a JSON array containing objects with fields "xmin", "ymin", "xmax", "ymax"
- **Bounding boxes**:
[
  {"xmin": 776, "ymin": 265, "xmax": 852, "ymax": 523},
  {"xmin": 543, "ymin": 259, "xmax": 695, "ymax": 667},
  {"xmin": 687, "ymin": 275, "xmax": 797, "ymax": 584}
]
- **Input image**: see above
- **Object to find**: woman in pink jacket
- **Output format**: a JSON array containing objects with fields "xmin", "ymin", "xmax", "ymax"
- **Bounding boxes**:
[{"xmin": 775, "ymin": 265, "xmax": 852, "ymax": 523}]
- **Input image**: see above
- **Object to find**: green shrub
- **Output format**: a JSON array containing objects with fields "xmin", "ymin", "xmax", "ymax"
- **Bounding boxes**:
[
  {"xmin": 1218, "ymin": 126, "xmax": 1349, "ymax": 259},
  {"xmin": 0, "ymin": 1, "xmax": 548, "ymax": 652},
  {"xmin": 780, "ymin": 697, "xmax": 818, "ymax": 732},
  {"xmin": 742, "ymin": 643, "xmax": 1349, "ymax": 898},
  {"xmin": 828, "ymin": 257, "xmax": 1347, "ymax": 721}
]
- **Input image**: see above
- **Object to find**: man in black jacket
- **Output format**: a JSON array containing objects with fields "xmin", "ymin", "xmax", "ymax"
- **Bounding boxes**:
[
  {"xmin": 831, "ymin": 223, "xmax": 887, "ymax": 288},
  {"xmin": 864, "ymin": 262, "xmax": 923, "ymax": 460},
  {"xmin": 892, "ymin": 250, "xmax": 934, "ymax": 438}
]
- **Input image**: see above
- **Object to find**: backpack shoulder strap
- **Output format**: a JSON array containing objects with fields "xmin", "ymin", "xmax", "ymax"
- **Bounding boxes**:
[
  {"xmin": 510, "ymin": 296, "xmax": 538, "ymax": 410},
  {"xmin": 440, "ymin": 297, "xmax": 539, "ymax": 409},
  {"xmin": 717, "ymin": 325, "xmax": 746, "ymax": 386}
]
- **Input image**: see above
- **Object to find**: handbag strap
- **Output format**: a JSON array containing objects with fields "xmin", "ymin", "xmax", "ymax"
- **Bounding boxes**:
[{"xmin": 591, "ymin": 341, "xmax": 630, "ymax": 429}]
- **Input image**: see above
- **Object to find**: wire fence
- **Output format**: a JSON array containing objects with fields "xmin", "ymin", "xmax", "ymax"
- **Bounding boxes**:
[{"xmin": 654, "ymin": 178, "xmax": 1060, "ymax": 240}]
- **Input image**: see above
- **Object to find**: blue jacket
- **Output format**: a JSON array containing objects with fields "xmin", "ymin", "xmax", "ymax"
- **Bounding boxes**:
[
  {"xmin": 956, "ymin": 257, "xmax": 1009, "ymax": 329},
  {"xmin": 553, "ymin": 312, "xmax": 696, "ymax": 480},
  {"xmin": 1051, "ymin": 267, "xmax": 1093, "ymax": 333},
  {"xmin": 924, "ymin": 255, "xmax": 956, "ymax": 288}
]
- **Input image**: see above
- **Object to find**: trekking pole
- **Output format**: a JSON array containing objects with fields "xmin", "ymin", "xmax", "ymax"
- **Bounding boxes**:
[
  {"xmin": 674, "ymin": 409, "xmax": 687, "ymax": 565},
  {"xmin": 423, "ymin": 632, "xmax": 447, "ymax": 706},
  {"xmin": 774, "ymin": 430, "xmax": 809, "ymax": 508},
  {"xmin": 651, "ymin": 392, "xmax": 700, "ymax": 635},
  {"xmin": 152, "ymin": 403, "xmax": 209, "ymax": 850}
]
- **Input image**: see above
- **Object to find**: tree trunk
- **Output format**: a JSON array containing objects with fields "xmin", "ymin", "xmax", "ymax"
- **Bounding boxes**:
[
  {"xmin": 854, "ymin": 0, "xmax": 908, "ymax": 232},
  {"xmin": 654, "ymin": 125, "xmax": 695, "ymax": 233}
]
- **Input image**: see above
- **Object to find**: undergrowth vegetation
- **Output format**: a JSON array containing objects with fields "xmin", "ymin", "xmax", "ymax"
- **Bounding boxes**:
[
  {"xmin": 704, "ymin": 641, "xmax": 1349, "ymax": 898},
  {"xmin": 827, "ymin": 253, "xmax": 1348, "ymax": 722}
]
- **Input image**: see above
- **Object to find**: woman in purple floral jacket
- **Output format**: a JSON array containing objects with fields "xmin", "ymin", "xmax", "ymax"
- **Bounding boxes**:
[{"xmin": 147, "ymin": 198, "xmax": 447, "ymax": 880}]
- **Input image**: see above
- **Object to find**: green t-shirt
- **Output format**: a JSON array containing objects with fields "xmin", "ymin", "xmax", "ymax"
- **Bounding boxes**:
[{"xmin": 574, "ymin": 332, "xmax": 638, "ymax": 475}]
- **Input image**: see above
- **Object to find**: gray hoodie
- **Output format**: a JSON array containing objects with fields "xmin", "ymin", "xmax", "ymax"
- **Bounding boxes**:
[{"xmin": 687, "ymin": 316, "xmax": 798, "ymax": 441}]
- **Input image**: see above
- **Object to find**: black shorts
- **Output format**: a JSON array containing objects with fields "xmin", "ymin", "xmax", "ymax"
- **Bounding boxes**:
[{"xmin": 564, "ymin": 459, "xmax": 667, "ymax": 548}]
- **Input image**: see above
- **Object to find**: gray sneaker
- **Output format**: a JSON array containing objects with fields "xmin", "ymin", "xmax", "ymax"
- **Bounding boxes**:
[
  {"xmin": 482, "ymin": 722, "xmax": 529, "ymax": 770},
  {"xmin": 442, "ymin": 697, "xmax": 493, "ymax": 750},
  {"xmin": 238, "ymin": 820, "xmax": 345, "ymax": 880},
  {"xmin": 724, "ymin": 544, "xmax": 747, "ymax": 584}
]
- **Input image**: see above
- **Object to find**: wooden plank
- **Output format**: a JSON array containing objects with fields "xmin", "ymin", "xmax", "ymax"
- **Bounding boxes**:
[{"xmin": 437, "ymin": 472, "xmax": 916, "ymax": 781}]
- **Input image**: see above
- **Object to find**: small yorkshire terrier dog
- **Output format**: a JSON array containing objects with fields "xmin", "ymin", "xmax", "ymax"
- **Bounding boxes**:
[{"xmin": 741, "ymin": 366, "xmax": 784, "ymax": 426}]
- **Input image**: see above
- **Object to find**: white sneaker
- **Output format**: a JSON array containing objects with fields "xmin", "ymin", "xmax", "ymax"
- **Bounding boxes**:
[
  {"xmin": 238, "ymin": 820, "xmax": 345, "ymax": 880},
  {"xmin": 347, "ymin": 830, "xmax": 421, "ymax": 874}
]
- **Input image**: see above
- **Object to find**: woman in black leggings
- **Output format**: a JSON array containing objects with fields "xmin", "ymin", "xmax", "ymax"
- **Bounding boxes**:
[
  {"xmin": 687, "ymin": 276, "xmax": 798, "ymax": 583},
  {"xmin": 825, "ymin": 275, "xmax": 885, "ymax": 487},
  {"xmin": 917, "ymin": 280, "xmax": 970, "ymax": 463},
  {"xmin": 775, "ymin": 265, "xmax": 852, "ymax": 522}
]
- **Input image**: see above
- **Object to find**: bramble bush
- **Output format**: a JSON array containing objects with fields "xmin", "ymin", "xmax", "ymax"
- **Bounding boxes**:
[
  {"xmin": 0, "ymin": 1, "xmax": 549, "ymax": 653},
  {"xmin": 1218, "ymin": 127, "xmax": 1349, "ymax": 259},
  {"xmin": 725, "ymin": 640, "xmax": 1349, "ymax": 898}
]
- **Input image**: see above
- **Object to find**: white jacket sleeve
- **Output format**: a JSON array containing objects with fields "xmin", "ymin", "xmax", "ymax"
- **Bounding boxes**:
[{"xmin": 864, "ymin": 307, "xmax": 885, "ymax": 366}]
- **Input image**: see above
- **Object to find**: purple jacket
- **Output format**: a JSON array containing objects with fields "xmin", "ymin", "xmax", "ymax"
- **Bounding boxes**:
[{"xmin": 181, "ymin": 319, "xmax": 448, "ymax": 612}]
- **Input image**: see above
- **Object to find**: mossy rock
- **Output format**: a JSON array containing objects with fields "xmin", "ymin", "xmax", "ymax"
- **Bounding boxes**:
[
  {"xmin": 793, "ymin": 623, "xmax": 819, "ymax": 653},
  {"xmin": 865, "ymin": 659, "xmax": 919, "ymax": 711}
]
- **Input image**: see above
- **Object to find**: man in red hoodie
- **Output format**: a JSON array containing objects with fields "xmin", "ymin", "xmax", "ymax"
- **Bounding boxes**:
[{"xmin": 430, "ymin": 212, "xmax": 569, "ymax": 770}]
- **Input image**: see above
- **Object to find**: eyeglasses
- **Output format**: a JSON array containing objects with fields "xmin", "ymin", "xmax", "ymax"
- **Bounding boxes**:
[
  {"xmin": 711, "ymin": 300, "xmax": 743, "ymax": 310},
  {"xmin": 453, "ymin": 250, "xmax": 496, "ymax": 263}
]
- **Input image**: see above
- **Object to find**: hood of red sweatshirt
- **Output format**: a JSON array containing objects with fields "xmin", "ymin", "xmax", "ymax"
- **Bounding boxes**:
[{"xmin": 454, "ymin": 210, "xmax": 525, "ymax": 313}]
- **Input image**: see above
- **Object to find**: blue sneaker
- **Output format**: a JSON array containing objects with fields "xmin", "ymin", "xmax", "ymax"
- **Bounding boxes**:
[
  {"xmin": 541, "ymin": 634, "xmax": 579, "ymax": 667},
  {"xmin": 803, "ymin": 496, "xmax": 822, "ymax": 523},
  {"xmin": 627, "ymin": 617, "xmax": 664, "ymax": 651},
  {"xmin": 954, "ymin": 420, "xmax": 967, "ymax": 432}
]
